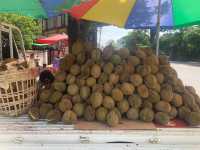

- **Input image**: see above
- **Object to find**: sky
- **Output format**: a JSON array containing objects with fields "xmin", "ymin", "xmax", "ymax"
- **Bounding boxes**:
[{"xmin": 97, "ymin": 25, "xmax": 132, "ymax": 47}]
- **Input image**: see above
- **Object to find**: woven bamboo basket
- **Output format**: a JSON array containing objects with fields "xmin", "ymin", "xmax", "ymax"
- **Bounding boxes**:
[{"xmin": 0, "ymin": 68, "xmax": 37, "ymax": 116}]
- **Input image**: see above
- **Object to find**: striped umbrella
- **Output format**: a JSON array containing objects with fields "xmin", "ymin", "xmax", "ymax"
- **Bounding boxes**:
[{"xmin": 66, "ymin": 0, "xmax": 200, "ymax": 29}]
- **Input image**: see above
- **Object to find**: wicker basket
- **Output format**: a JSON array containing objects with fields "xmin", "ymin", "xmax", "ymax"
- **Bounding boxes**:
[{"xmin": 0, "ymin": 68, "xmax": 37, "ymax": 116}]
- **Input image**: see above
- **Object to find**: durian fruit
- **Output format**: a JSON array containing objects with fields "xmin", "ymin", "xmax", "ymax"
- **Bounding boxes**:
[
  {"xmin": 90, "ymin": 92, "xmax": 103, "ymax": 108},
  {"xmin": 111, "ymin": 88, "xmax": 124, "ymax": 102},
  {"xmin": 114, "ymin": 65, "xmax": 124, "ymax": 74},
  {"xmin": 62, "ymin": 110, "xmax": 77, "ymax": 124},
  {"xmin": 135, "ymin": 49, "xmax": 147, "ymax": 60},
  {"xmin": 118, "ymin": 48, "xmax": 130, "ymax": 59},
  {"xmin": 156, "ymin": 72, "xmax": 165, "ymax": 84},
  {"xmin": 185, "ymin": 86, "xmax": 196, "ymax": 95},
  {"xmin": 28, "ymin": 107, "xmax": 40, "ymax": 121},
  {"xmin": 72, "ymin": 95, "xmax": 82, "ymax": 104},
  {"xmin": 117, "ymin": 100, "xmax": 129, "ymax": 114},
  {"xmin": 149, "ymin": 65, "xmax": 159, "ymax": 74},
  {"xmin": 73, "ymin": 103, "xmax": 85, "ymax": 117},
  {"xmin": 39, "ymin": 103, "xmax": 53, "ymax": 119},
  {"xmin": 147, "ymin": 90, "xmax": 160, "ymax": 104},
  {"xmin": 76, "ymin": 78, "xmax": 86, "ymax": 87},
  {"xmin": 138, "ymin": 46, "xmax": 153, "ymax": 56},
  {"xmin": 144, "ymin": 74, "xmax": 158, "ymax": 89},
  {"xmin": 67, "ymin": 84, "xmax": 79, "ymax": 96},
  {"xmin": 119, "ymin": 72, "xmax": 130, "ymax": 83},
  {"xmin": 46, "ymin": 109, "xmax": 61, "ymax": 123},
  {"xmin": 128, "ymin": 94, "xmax": 142, "ymax": 108},
  {"xmin": 136, "ymin": 65, "xmax": 151, "ymax": 77},
  {"xmin": 84, "ymin": 105, "xmax": 95, "ymax": 121},
  {"xmin": 91, "ymin": 64, "xmax": 101, "ymax": 79},
  {"xmin": 86, "ymin": 77, "xmax": 96, "ymax": 87},
  {"xmin": 155, "ymin": 101, "xmax": 172, "ymax": 113},
  {"xmin": 120, "ymin": 83, "xmax": 135, "ymax": 96},
  {"xmin": 159, "ymin": 55, "xmax": 169, "ymax": 65},
  {"xmin": 123, "ymin": 62, "xmax": 135, "ymax": 74},
  {"xmin": 52, "ymin": 82, "xmax": 66, "ymax": 92},
  {"xmin": 182, "ymin": 92, "xmax": 198, "ymax": 111},
  {"xmin": 98, "ymin": 73, "xmax": 108, "ymax": 84},
  {"xmin": 142, "ymin": 100, "xmax": 153, "ymax": 109},
  {"xmin": 55, "ymin": 72, "xmax": 66, "ymax": 82},
  {"xmin": 155, "ymin": 112, "xmax": 170, "ymax": 125},
  {"xmin": 80, "ymin": 86, "xmax": 91, "ymax": 100},
  {"xmin": 160, "ymin": 87, "xmax": 174, "ymax": 102},
  {"xmin": 77, "ymin": 52, "xmax": 86, "ymax": 64},
  {"xmin": 92, "ymin": 84, "xmax": 104, "ymax": 93},
  {"xmin": 137, "ymin": 84, "xmax": 149, "ymax": 98},
  {"xmin": 72, "ymin": 40, "xmax": 84, "ymax": 56},
  {"xmin": 103, "ymin": 82, "xmax": 113, "ymax": 95},
  {"xmin": 144, "ymin": 55, "xmax": 159, "ymax": 66},
  {"xmin": 127, "ymin": 108, "xmax": 139, "ymax": 120},
  {"xmin": 178, "ymin": 106, "xmax": 191, "ymax": 120},
  {"xmin": 139, "ymin": 108, "xmax": 154, "ymax": 122},
  {"xmin": 103, "ymin": 96, "xmax": 115, "ymax": 110},
  {"xmin": 172, "ymin": 93, "xmax": 183, "ymax": 107},
  {"xmin": 59, "ymin": 54, "xmax": 75, "ymax": 71},
  {"xmin": 174, "ymin": 78, "xmax": 185, "ymax": 94},
  {"xmin": 39, "ymin": 89, "xmax": 51, "ymax": 102},
  {"xmin": 112, "ymin": 107, "xmax": 122, "ymax": 121},
  {"xmin": 185, "ymin": 112, "xmax": 200, "ymax": 126},
  {"xmin": 129, "ymin": 74, "xmax": 143, "ymax": 87},
  {"xmin": 96, "ymin": 107, "xmax": 108, "ymax": 122},
  {"xmin": 102, "ymin": 45, "xmax": 114, "ymax": 60},
  {"xmin": 109, "ymin": 73, "xmax": 119, "ymax": 85},
  {"xmin": 153, "ymin": 83, "xmax": 161, "ymax": 93},
  {"xmin": 91, "ymin": 48, "xmax": 102, "ymax": 62},
  {"xmin": 103, "ymin": 63, "xmax": 114, "ymax": 74},
  {"xmin": 49, "ymin": 91, "xmax": 63, "ymax": 104},
  {"xmin": 106, "ymin": 110, "xmax": 120, "ymax": 127},
  {"xmin": 168, "ymin": 106, "xmax": 178, "ymax": 119},
  {"xmin": 80, "ymin": 64, "xmax": 90, "ymax": 79},
  {"xmin": 111, "ymin": 54, "xmax": 122, "ymax": 65},
  {"xmin": 66, "ymin": 74, "xmax": 76, "ymax": 85},
  {"xmin": 128, "ymin": 56, "xmax": 140, "ymax": 66},
  {"xmin": 70, "ymin": 64, "xmax": 81, "ymax": 76},
  {"xmin": 58, "ymin": 98, "xmax": 72, "ymax": 112}
]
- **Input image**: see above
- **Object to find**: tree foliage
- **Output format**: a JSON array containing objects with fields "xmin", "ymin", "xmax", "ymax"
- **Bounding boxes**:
[
  {"xmin": 117, "ymin": 30, "xmax": 150, "ymax": 50},
  {"xmin": 0, "ymin": 13, "xmax": 42, "ymax": 49},
  {"xmin": 160, "ymin": 27, "xmax": 200, "ymax": 61}
]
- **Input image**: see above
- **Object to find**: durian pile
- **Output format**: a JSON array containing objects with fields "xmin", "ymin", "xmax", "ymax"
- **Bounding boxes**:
[{"xmin": 29, "ymin": 41, "xmax": 200, "ymax": 127}]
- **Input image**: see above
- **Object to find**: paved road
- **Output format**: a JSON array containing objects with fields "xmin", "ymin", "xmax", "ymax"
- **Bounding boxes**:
[{"xmin": 171, "ymin": 62, "xmax": 200, "ymax": 95}]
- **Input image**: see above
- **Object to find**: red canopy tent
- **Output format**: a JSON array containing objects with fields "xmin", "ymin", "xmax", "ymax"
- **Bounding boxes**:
[{"xmin": 36, "ymin": 34, "xmax": 68, "ymax": 45}]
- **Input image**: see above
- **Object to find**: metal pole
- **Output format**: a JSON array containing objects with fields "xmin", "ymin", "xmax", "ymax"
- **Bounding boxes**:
[
  {"xmin": 0, "ymin": 31, "xmax": 2, "ymax": 60},
  {"xmin": 156, "ymin": 0, "xmax": 161, "ymax": 56},
  {"xmin": 9, "ymin": 27, "xmax": 13, "ymax": 58}
]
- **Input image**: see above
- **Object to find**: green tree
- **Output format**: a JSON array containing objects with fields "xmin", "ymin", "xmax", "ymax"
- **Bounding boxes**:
[
  {"xmin": 117, "ymin": 30, "xmax": 150, "ymax": 50},
  {"xmin": 0, "ymin": 13, "xmax": 42, "ymax": 49},
  {"xmin": 160, "ymin": 26, "xmax": 200, "ymax": 61}
]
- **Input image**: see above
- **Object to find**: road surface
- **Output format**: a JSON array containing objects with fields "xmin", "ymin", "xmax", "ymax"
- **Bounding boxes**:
[{"xmin": 172, "ymin": 62, "xmax": 200, "ymax": 95}]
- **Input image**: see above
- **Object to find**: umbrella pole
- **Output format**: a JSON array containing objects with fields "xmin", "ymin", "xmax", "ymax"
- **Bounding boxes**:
[{"xmin": 156, "ymin": 0, "xmax": 161, "ymax": 56}]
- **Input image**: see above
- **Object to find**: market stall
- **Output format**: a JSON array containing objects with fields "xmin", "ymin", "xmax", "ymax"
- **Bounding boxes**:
[{"xmin": 1, "ymin": 0, "xmax": 200, "ymax": 150}]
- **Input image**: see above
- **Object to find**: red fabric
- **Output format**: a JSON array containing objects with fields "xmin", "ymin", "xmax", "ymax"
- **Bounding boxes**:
[
  {"xmin": 155, "ymin": 119, "xmax": 188, "ymax": 128},
  {"xmin": 36, "ymin": 34, "xmax": 68, "ymax": 45},
  {"xmin": 64, "ymin": 0, "xmax": 99, "ymax": 19}
]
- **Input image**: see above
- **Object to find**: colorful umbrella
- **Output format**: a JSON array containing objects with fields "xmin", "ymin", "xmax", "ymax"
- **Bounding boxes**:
[
  {"xmin": 66, "ymin": 0, "xmax": 200, "ymax": 29},
  {"xmin": 40, "ymin": 0, "xmax": 86, "ymax": 17},
  {"xmin": 0, "ymin": 0, "xmax": 85, "ymax": 19},
  {"xmin": 0, "ymin": 0, "xmax": 47, "ymax": 19}
]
